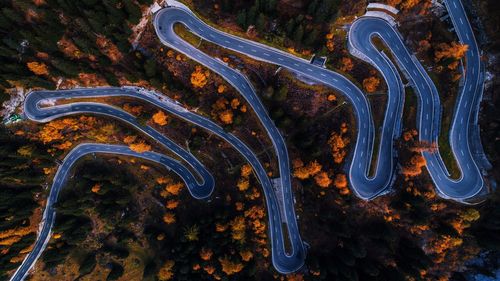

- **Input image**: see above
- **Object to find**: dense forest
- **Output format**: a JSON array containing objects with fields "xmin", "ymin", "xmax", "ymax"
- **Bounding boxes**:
[
  {"xmin": 0, "ymin": 0, "xmax": 498, "ymax": 280},
  {"xmin": 0, "ymin": 126, "xmax": 52, "ymax": 279}
]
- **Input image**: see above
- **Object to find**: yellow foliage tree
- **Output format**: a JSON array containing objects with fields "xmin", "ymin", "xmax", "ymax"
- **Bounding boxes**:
[{"xmin": 17, "ymin": 145, "xmax": 34, "ymax": 157}]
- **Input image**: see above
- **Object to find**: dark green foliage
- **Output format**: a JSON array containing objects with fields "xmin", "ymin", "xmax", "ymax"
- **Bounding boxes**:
[
  {"xmin": 472, "ymin": 190, "xmax": 500, "ymax": 251},
  {"xmin": 0, "ymin": 234, "xmax": 36, "ymax": 279},
  {"xmin": 42, "ymin": 214, "xmax": 92, "ymax": 268},
  {"xmin": 106, "ymin": 262, "xmax": 124, "ymax": 280},
  {"xmin": 0, "ymin": 0, "xmax": 161, "ymax": 91},
  {"xmin": 256, "ymin": 13, "xmax": 266, "ymax": 33},
  {"xmin": 274, "ymin": 84, "xmax": 288, "ymax": 102},
  {"xmin": 40, "ymin": 158, "xmax": 140, "ymax": 269},
  {"xmin": 78, "ymin": 252, "xmax": 97, "ymax": 276},
  {"xmin": 293, "ymin": 24, "xmax": 304, "ymax": 43},
  {"xmin": 104, "ymin": 72, "xmax": 120, "ymax": 86},
  {"xmin": 142, "ymin": 260, "xmax": 157, "ymax": 278},
  {"xmin": 236, "ymin": 9, "xmax": 247, "ymax": 29}
]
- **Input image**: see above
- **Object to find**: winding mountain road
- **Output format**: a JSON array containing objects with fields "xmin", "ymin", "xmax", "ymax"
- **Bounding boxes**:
[{"xmin": 11, "ymin": 0, "xmax": 488, "ymax": 279}]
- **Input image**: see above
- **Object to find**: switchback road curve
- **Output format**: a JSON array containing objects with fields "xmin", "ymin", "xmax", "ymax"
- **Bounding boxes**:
[
  {"xmin": 12, "ymin": 85, "xmax": 306, "ymax": 280},
  {"xmin": 349, "ymin": 0, "xmax": 487, "ymax": 202},
  {"xmin": 10, "ymin": 143, "xmax": 211, "ymax": 281},
  {"xmin": 155, "ymin": 0, "xmax": 487, "ymax": 203},
  {"xmin": 12, "ymin": 0, "xmax": 488, "ymax": 279}
]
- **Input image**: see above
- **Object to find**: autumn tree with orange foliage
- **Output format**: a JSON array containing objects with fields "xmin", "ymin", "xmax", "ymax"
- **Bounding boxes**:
[
  {"xmin": 123, "ymin": 103, "xmax": 143, "ymax": 116},
  {"xmin": 237, "ymin": 164, "xmax": 253, "ymax": 191},
  {"xmin": 37, "ymin": 116, "xmax": 98, "ymax": 147},
  {"xmin": 314, "ymin": 171, "xmax": 332, "ymax": 188},
  {"xmin": 27, "ymin": 61, "xmax": 49, "ymax": 75},
  {"xmin": 0, "ymin": 227, "xmax": 33, "ymax": 247},
  {"xmin": 165, "ymin": 200, "xmax": 179, "ymax": 210},
  {"xmin": 402, "ymin": 154, "xmax": 426, "ymax": 177},
  {"xmin": 219, "ymin": 256, "xmax": 244, "ymax": 275},
  {"xmin": 325, "ymin": 33, "xmax": 334, "ymax": 52},
  {"xmin": 230, "ymin": 216, "xmax": 246, "ymax": 242},
  {"xmin": 203, "ymin": 265, "xmax": 216, "ymax": 275},
  {"xmin": 163, "ymin": 212, "xmax": 176, "ymax": 224},
  {"xmin": 241, "ymin": 164, "xmax": 252, "ymax": 177},
  {"xmin": 200, "ymin": 247, "xmax": 213, "ymax": 261},
  {"xmin": 157, "ymin": 260, "xmax": 175, "ymax": 281},
  {"xmin": 387, "ymin": 0, "xmax": 421, "ymax": 10},
  {"xmin": 191, "ymin": 65, "xmax": 210, "ymax": 88},
  {"xmin": 217, "ymin": 84, "xmax": 226, "ymax": 93},
  {"xmin": 91, "ymin": 183, "xmax": 101, "ymax": 193},
  {"xmin": 334, "ymin": 174, "xmax": 350, "ymax": 195},
  {"xmin": 287, "ymin": 273, "xmax": 305, "ymax": 281},
  {"xmin": 434, "ymin": 42, "xmax": 468, "ymax": 62},
  {"xmin": 219, "ymin": 109, "xmax": 234, "ymax": 124},
  {"xmin": 164, "ymin": 182, "xmax": 183, "ymax": 196},
  {"xmin": 53, "ymin": 140, "xmax": 72, "ymax": 150},
  {"xmin": 152, "ymin": 110, "xmax": 169, "ymax": 126},
  {"xmin": 328, "ymin": 123, "xmax": 350, "ymax": 164},
  {"xmin": 339, "ymin": 57, "xmax": 354, "ymax": 72},
  {"xmin": 38, "ymin": 118, "xmax": 79, "ymax": 143},
  {"xmin": 403, "ymin": 129, "xmax": 418, "ymax": 142},
  {"xmin": 363, "ymin": 76, "xmax": 381, "ymax": 93},
  {"xmin": 292, "ymin": 160, "xmax": 322, "ymax": 180},
  {"xmin": 237, "ymin": 178, "xmax": 250, "ymax": 191},
  {"xmin": 129, "ymin": 141, "xmax": 151, "ymax": 153},
  {"xmin": 239, "ymin": 250, "xmax": 253, "ymax": 262}
]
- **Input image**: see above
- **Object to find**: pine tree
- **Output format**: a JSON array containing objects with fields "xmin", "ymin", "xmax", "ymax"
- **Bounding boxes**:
[
  {"xmin": 293, "ymin": 24, "xmax": 304, "ymax": 43},
  {"xmin": 236, "ymin": 9, "xmax": 247, "ymax": 29},
  {"xmin": 256, "ymin": 13, "xmax": 266, "ymax": 33}
]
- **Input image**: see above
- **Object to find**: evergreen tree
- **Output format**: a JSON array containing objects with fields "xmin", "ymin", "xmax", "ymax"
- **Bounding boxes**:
[
  {"xmin": 236, "ymin": 9, "xmax": 247, "ymax": 29},
  {"xmin": 304, "ymin": 28, "xmax": 319, "ymax": 46},
  {"xmin": 293, "ymin": 24, "xmax": 304, "ymax": 43},
  {"xmin": 256, "ymin": 13, "xmax": 266, "ymax": 33}
]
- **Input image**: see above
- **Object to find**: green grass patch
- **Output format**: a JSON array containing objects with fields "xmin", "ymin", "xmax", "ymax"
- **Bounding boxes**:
[
  {"xmin": 428, "ymin": 72, "xmax": 461, "ymax": 179},
  {"xmin": 173, "ymin": 23, "xmax": 202, "ymax": 47},
  {"xmin": 367, "ymin": 94, "xmax": 387, "ymax": 177}
]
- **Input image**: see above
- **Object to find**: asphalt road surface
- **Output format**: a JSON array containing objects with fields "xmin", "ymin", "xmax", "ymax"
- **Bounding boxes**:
[{"xmin": 11, "ymin": 0, "xmax": 487, "ymax": 279}]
